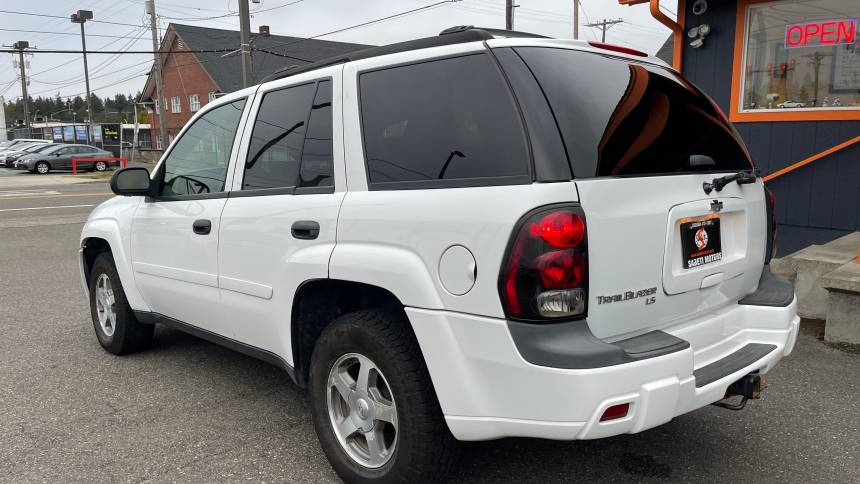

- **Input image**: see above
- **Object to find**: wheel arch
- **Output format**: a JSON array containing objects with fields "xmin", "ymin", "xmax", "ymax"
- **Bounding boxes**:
[
  {"xmin": 290, "ymin": 279, "xmax": 414, "ymax": 388},
  {"xmin": 80, "ymin": 219, "xmax": 150, "ymax": 312}
]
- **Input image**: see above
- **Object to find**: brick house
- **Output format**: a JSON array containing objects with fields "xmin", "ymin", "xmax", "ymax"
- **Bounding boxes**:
[{"xmin": 141, "ymin": 23, "xmax": 369, "ymax": 149}]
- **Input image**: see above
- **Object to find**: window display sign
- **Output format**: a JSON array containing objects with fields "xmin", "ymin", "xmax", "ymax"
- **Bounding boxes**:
[
  {"xmin": 52, "ymin": 127, "xmax": 63, "ymax": 141},
  {"xmin": 62, "ymin": 126, "xmax": 75, "ymax": 142},
  {"xmin": 785, "ymin": 19, "xmax": 857, "ymax": 48},
  {"xmin": 92, "ymin": 125, "xmax": 103, "ymax": 143},
  {"xmin": 74, "ymin": 125, "xmax": 88, "ymax": 142},
  {"xmin": 741, "ymin": 0, "xmax": 860, "ymax": 113}
]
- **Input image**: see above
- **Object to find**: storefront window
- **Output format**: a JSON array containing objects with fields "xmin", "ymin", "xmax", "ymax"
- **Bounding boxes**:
[{"xmin": 741, "ymin": 0, "xmax": 859, "ymax": 112}]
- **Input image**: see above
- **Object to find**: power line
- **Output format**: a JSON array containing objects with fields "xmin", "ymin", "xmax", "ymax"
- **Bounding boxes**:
[
  {"xmin": 0, "ymin": 9, "xmax": 144, "ymax": 28},
  {"xmin": 585, "ymin": 18, "xmax": 623, "ymax": 43},
  {"xmin": 261, "ymin": 0, "xmax": 462, "ymax": 53},
  {"xmin": 0, "ymin": 48, "xmax": 245, "ymax": 54},
  {"xmin": 0, "ymin": 28, "xmax": 146, "ymax": 39}
]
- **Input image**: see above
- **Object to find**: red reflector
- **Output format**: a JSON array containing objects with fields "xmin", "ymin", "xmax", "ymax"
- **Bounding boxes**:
[
  {"xmin": 587, "ymin": 41, "xmax": 647, "ymax": 57},
  {"xmin": 529, "ymin": 211, "xmax": 585, "ymax": 248},
  {"xmin": 600, "ymin": 403, "xmax": 629, "ymax": 422}
]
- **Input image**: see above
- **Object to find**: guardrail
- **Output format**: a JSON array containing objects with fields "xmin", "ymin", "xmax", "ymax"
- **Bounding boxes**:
[{"xmin": 71, "ymin": 157, "xmax": 128, "ymax": 175}]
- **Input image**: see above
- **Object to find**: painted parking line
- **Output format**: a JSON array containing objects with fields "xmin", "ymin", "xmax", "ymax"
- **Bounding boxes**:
[
  {"xmin": 0, "ymin": 190, "xmax": 61, "ymax": 197},
  {"xmin": 0, "ymin": 204, "xmax": 95, "ymax": 212},
  {"xmin": 0, "ymin": 192, "xmax": 111, "ymax": 201}
]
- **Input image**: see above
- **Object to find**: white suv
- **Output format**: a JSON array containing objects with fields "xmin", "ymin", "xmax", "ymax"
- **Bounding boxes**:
[{"xmin": 80, "ymin": 28, "xmax": 799, "ymax": 483}]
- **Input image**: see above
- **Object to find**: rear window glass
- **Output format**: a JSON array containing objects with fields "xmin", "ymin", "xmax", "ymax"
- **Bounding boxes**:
[
  {"xmin": 515, "ymin": 47, "xmax": 753, "ymax": 177},
  {"xmin": 359, "ymin": 54, "xmax": 530, "ymax": 189}
]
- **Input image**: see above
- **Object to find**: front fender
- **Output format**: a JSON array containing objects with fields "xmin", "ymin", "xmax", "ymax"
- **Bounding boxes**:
[
  {"xmin": 80, "ymin": 198, "xmax": 150, "ymax": 312},
  {"xmin": 328, "ymin": 243, "xmax": 444, "ymax": 310}
]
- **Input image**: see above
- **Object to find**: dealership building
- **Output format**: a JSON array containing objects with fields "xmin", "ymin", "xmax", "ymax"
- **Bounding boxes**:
[{"xmin": 626, "ymin": 0, "xmax": 859, "ymax": 254}]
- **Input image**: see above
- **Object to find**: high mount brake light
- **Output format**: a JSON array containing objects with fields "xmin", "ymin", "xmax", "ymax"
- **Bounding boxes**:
[
  {"xmin": 500, "ymin": 206, "xmax": 588, "ymax": 321},
  {"xmin": 587, "ymin": 41, "xmax": 648, "ymax": 58}
]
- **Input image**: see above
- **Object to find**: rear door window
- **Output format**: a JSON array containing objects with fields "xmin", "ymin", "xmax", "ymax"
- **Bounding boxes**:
[
  {"xmin": 243, "ymin": 80, "xmax": 334, "ymax": 191},
  {"xmin": 514, "ymin": 47, "xmax": 753, "ymax": 177},
  {"xmin": 359, "ymin": 53, "xmax": 530, "ymax": 189}
]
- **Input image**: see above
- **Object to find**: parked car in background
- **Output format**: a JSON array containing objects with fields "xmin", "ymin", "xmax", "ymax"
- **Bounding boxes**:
[
  {"xmin": 2, "ymin": 143, "xmax": 58, "ymax": 167},
  {"xmin": 17, "ymin": 144, "xmax": 114, "ymax": 174},
  {"xmin": 0, "ymin": 138, "xmax": 51, "ymax": 151},
  {"xmin": 0, "ymin": 140, "xmax": 49, "ymax": 158}
]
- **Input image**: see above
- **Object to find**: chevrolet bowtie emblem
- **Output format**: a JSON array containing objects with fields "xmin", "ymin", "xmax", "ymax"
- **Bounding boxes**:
[{"xmin": 710, "ymin": 200, "xmax": 724, "ymax": 212}]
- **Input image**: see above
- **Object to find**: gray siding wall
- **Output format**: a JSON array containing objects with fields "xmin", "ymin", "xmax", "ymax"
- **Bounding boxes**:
[{"xmin": 681, "ymin": 0, "xmax": 860, "ymax": 254}]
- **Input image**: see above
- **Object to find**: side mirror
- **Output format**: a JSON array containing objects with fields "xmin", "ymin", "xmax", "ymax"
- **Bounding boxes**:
[{"xmin": 111, "ymin": 167, "xmax": 152, "ymax": 196}]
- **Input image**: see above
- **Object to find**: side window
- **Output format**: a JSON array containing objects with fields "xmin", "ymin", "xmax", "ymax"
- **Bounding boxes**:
[
  {"xmin": 299, "ymin": 80, "xmax": 334, "ymax": 188},
  {"xmin": 242, "ymin": 80, "xmax": 333, "ymax": 191},
  {"xmin": 359, "ymin": 54, "xmax": 530, "ymax": 189},
  {"xmin": 160, "ymin": 99, "xmax": 246, "ymax": 196}
]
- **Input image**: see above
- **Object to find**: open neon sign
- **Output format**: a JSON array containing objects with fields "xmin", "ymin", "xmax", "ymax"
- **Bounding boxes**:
[{"xmin": 785, "ymin": 18, "xmax": 857, "ymax": 48}]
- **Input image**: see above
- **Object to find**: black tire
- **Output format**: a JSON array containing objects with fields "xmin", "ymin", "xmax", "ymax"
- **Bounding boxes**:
[
  {"xmin": 309, "ymin": 309, "xmax": 458, "ymax": 484},
  {"xmin": 94, "ymin": 161, "xmax": 108, "ymax": 172},
  {"xmin": 88, "ymin": 252, "xmax": 153, "ymax": 354},
  {"xmin": 34, "ymin": 161, "xmax": 50, "ymax": 174}
]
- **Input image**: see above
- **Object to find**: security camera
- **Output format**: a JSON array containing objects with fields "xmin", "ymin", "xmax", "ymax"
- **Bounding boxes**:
[{"xmin": 692, "ymin": 0, "xmax": 708, "ymax": 15}]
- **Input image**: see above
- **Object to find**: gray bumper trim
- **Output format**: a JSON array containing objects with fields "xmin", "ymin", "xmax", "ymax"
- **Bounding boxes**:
[
  {"xmin": 508, "ymin": 320, "xmax": 690, "ymax": 369},
  {"xmin": 693, "ymin": 343, "xmax": 776, "ymax": 388},
  {"xmin": 738, "ymin": 265, "xmax": 794, "ymax": 307}
]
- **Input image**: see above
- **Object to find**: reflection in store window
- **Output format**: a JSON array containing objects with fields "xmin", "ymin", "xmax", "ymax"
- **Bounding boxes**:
[{"xmin": 742, "ymin": 0, "xmax": 859, "ymax": 112}]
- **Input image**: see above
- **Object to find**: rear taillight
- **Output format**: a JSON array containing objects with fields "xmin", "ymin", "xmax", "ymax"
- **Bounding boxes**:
[
  {"xmin": 500, "ymin": 205, "xmax": 588, "ymax": 321},
  {"xmin": 765, "ymin": 187, "xmax": 777, "ymax": 263}
]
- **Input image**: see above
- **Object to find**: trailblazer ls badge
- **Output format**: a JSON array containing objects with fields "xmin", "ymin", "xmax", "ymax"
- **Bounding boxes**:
[{"xmin": 679, "ymin": 214, "xmax": 723, "ymax": 269}]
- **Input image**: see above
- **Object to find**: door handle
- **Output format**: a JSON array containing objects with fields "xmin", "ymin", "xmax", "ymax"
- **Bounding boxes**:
[
  {"xmin": 192, "ymin": 219, "xmax": 212, "ymax": 235},
  {"xmin": 291, "ymin": 220, "xmax": 320, "ymax": 240}
]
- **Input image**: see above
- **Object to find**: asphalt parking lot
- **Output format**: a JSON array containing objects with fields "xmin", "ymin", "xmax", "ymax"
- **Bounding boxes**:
[{"xmin": 0, "ymin": 179, "xmax": 858, "ymax": 483}]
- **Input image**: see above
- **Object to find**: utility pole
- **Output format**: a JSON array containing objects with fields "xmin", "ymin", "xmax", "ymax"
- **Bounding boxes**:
[
  {"xmin": 585, "ymin": 18, "xmax": 623, "ymax": 43},
  {"xmin": 71, "ymin": 10, "xmax": 94, "ymax": 143},
  {"xmin": 12, "ymin": 41, "xmax": 30, "ymax": 137},
  {"xmin": 146, "ymin": 0, "xmax": 168, "ymax": 150},
  {"xmin": 238, "ymin": 0, "xmax": 253, "ymax": 87},
  {"xmin": 573, "ymin": 0, "xmax": 579, "ymax": 39}
]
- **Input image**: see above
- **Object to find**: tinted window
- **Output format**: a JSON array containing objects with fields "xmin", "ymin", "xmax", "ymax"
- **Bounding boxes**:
[
  {"xmin": 244, "ymin": 83, "xmax": 316, "ymax": 190},
  {"xmin": 359, "ymin": 54, "xmax": 529, "ymax": 188},
  {"xmin": 299, "ymin": 81, "xmax": 334, "ymax": 188},
  {"xmin": 515, "ymin": 47, "xmax": 753, "ymax": 177},
  {"xmin": 160, "ymin": 99, "xmax": 246, "ymax": 196}
]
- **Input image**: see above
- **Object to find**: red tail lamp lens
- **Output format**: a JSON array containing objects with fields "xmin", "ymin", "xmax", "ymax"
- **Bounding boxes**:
[
  {"xmin": 529, "ymin": 211, "xmax": 585, "ymax": 248},
  {"xmin": 600, "ymin": 403, "xmax": 630, "ymax": 422},
  {"xmin": 536, "ymin": 250, "xmax": 585, "ymax": 289}
]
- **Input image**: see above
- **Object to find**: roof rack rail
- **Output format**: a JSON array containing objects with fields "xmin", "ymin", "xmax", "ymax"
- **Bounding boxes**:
[{"xmin": 261, "ymin": 26, "xmax": 549, "ymax": 83}]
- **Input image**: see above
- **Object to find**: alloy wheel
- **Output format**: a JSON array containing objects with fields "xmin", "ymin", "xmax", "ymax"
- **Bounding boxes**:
[
  {"xmin": 327, "ymin": 353, "xmax": 398, "ymax": 469},
  {"xmin": 94, "ymin": 273, "xmax": 117, "ymax": 337}
]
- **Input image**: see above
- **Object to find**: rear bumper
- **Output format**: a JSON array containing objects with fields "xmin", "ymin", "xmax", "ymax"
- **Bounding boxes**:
[{"xmin": 408, "ymin": 291, "xmax": 798, "ymax": 441}]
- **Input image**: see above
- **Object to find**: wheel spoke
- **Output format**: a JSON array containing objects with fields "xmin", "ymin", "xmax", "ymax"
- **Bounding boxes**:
[
  {"xmin": 331, "ymin": 371, "xmax": 353, "ymax": 401},
  {"xmin": 355, "ymin": 357, "xmax": 372, "ymax": 393},
  {"xmin": 365, "ymin": 427, "xmax": 386, "ymax": 466},
  {"xmin": 337, "ymin": 416, "xmax": 359, "ymax": 439},
  {"xmin": 374, "ymin": 400, "xmax": 397, "ymax": 426}
]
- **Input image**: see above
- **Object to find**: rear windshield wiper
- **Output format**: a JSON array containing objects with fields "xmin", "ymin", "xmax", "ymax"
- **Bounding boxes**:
[{"xmin": 703, "ymin": 170, "xmax": 757, "ymax": 195}]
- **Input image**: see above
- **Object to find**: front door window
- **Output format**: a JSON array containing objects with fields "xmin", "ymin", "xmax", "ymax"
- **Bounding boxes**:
[{"xmin": 159, "ymin": 99, "xmax": 246, "ymax": 196}]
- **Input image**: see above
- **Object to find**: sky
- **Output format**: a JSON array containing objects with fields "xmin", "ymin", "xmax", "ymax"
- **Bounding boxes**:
[{"xmin": 0, "ymin": 0, "xmax": 678, "ymax": 104}]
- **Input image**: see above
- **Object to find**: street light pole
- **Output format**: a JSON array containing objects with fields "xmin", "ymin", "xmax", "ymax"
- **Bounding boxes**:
[{"xmin": 71, "ymin": 10, "xmax": 94, "ymax": 143}]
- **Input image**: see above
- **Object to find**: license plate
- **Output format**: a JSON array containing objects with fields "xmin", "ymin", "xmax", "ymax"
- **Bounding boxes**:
[{"xmin": 680, "ymin": 215, "xmax": 722, "ymax": 269}]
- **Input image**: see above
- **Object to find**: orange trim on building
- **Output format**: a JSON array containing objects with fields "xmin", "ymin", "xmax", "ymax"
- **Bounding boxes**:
[
  {"xmin": 763, "ymin": 134, "xmax": 860, "ymax": 182},
  {"xmin": 730, "ymin": 0, "xmax": 860, "ymax": 123}
]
